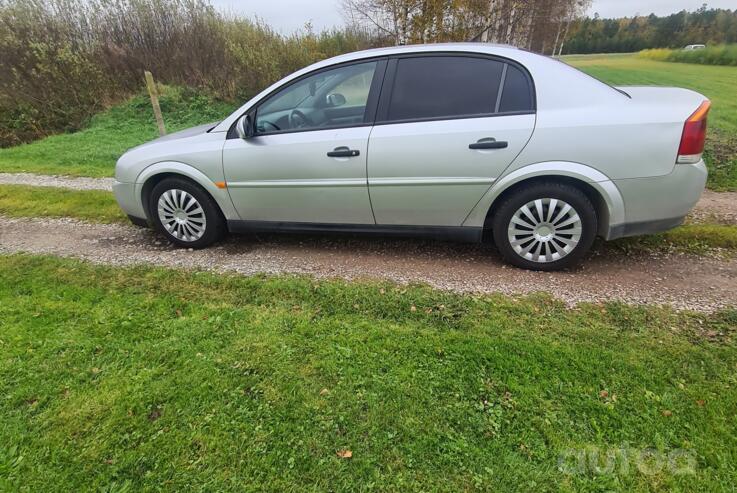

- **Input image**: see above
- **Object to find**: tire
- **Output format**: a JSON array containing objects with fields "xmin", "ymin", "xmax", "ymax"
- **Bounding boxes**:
[
  {"xmin": 491, "ymin": 181, "xmax": 597, "ymax": 271},
  {"xmin": 149, "ymin": 177, "xmax": 225, "ymax": 248}
]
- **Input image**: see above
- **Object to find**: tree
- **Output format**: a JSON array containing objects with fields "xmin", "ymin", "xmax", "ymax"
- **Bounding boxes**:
[{"xmin": 342, "ymin": 0, "xmax": 591, "ymax": 55}]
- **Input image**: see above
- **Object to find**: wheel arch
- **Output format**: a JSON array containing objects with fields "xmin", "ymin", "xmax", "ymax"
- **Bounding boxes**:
[
  {"xmin": 464, "ymin": 162, "xmax": 625, "ymax": 240},
  {"xmin": 134, "ymin": 162, "xmax": 239, "ymax": 222}
]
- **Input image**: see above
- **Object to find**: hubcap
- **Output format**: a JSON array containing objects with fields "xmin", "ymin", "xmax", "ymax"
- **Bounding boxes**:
[
  {"xmin": 157, "ymin": 189, "xmax": 207, "ymax": 242},
  {"xmin": 507, "ymin": 198, "xmax": 582, "ymax": 264}
]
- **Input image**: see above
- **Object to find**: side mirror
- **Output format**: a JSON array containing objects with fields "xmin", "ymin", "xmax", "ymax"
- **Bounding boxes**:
[
  {"xmin": 326, "ymin": 93, "xmax": 347, "ymax": 107},
  {"xmin": 235, "ymin": 114, "xmax": 253, "ymax": 139}
]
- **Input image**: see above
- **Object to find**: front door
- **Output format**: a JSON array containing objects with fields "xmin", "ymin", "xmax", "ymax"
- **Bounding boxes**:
[
  {"xmin": 223, "ymin": 60, "xmax": 383, "ymax": 224},
  {"xmin": 367, "ymin": 55, "xmax": 536, "ymax": 226}
]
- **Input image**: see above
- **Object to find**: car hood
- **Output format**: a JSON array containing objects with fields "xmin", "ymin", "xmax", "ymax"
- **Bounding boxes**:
[
  {"xmin": 150, "ymin": 122, "xmax": 219, "ymax": 143},
  {"xmin": 121, "ymin": 121, "xmax": 218, "ymax": 155}
]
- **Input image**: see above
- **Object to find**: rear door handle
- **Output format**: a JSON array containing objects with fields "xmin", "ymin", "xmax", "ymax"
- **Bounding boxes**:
[
  {"xmin": 469, "ymin": 139, "xmax": 508, "ymax": 150},
  {"xmin": 327, "ymin": 147, "xmax": 360, "ymax": 158}
]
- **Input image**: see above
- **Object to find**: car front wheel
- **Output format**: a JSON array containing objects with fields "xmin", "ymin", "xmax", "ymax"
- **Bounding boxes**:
[
  {"xmin": 149, "ymin": 177, "xmax": 225, "ymax": 248},
  {"xmin": 492, "ymin": 182, "xmax": 597, "ymax": 271}
]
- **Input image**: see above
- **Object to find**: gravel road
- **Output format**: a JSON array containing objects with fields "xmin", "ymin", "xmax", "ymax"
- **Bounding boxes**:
[
  {"xmin": 2, "ymin": 215, "xmax": 735, "ymax": 312},
  {"xmin": 0, "ymin": 172, "xmax": 114, "ymax": 191}
]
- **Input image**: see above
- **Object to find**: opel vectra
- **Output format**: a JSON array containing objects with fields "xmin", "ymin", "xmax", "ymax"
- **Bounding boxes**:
[{"xmin": 114, "ymin": 44, "xmax": 709, "ymax": 270}]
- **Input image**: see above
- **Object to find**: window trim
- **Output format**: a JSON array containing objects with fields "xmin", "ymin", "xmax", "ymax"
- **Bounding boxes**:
[
  {"xmin": 374, "ymin": 52, "xmax": 536, "ymax": 126},
  {"xmin": 227, "ymin": 58, "xmax": 388, "ymax": 139}
]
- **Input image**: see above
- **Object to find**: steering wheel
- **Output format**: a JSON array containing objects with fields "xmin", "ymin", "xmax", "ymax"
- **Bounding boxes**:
[
  {"xmin": 289, "ymin": 109, "xmax": 313, "ymax": 129},
  {"xmin": 259, "ymin": 120, "xmax": 280, "ymax": 132}
]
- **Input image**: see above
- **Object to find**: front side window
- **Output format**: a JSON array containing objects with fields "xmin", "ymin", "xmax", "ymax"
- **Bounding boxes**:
[
  {"xmin": 255, "ymin": 61, "xmax": 377, "ymax": 134},
  {"xmin": 386, "ymin": 56, "xmax": 505, "ymax": 122}
]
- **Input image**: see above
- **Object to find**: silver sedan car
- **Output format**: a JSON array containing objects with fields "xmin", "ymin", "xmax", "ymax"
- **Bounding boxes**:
[{"xmin": 114, "ymin": 43, "xmax": 709, "ymax": 270}]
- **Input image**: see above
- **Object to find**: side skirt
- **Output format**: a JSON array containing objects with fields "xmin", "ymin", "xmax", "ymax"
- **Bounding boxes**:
[{"xmin": 227, "ymin": 220, "xmax": 484, "ymax": 243}]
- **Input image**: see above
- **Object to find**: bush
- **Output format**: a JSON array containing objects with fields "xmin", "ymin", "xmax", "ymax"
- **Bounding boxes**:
[
  {"xmin": 639, "ymin": 45, "xmax": 737, "ymax": 66},
  {"xmin": 0, "ymin": 0, "xmax": 378, "ymax": 147}
]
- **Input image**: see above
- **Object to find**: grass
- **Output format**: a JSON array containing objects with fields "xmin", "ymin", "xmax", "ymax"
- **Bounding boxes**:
[
  {"xmin": 638, "ymin": 45, "xmax": 737, "ymax": 67},
  {"xmin": 565, "ymin": 53, "xmax": 737, "ymax": 191},
  {"xmin": 0, "ymin": 185, "xmax": 126, "ymax": 223},
  {"xmin": 0, "ymin": 253, "xmax": 735, "ymax": 491},
  {"xmin": 610, "ymin": 224, "xmax": 737, "ymax": 256},
  {"xmin": 0, "ymin": 86, "xmax": 236, "ymax": 178}
]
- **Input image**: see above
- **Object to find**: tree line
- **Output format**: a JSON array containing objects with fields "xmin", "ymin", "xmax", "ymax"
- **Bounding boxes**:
[{"xmin": 564, "ymin": 6, "xmax": 737, "ymax": 54}]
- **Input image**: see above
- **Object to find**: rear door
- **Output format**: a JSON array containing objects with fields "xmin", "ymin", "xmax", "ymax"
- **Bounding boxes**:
[{"xmin": 367, "ymin": 54, "xmax": 536, "ymax": 226}]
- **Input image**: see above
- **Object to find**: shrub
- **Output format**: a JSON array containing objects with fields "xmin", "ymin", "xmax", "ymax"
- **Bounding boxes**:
[
  {"xmin": 639, "ymin": 45, "xmax": 737, "ymax": 66},
  {"xmin": 0, "ymin": 0, "xmax": 378, "ymax": 147}
]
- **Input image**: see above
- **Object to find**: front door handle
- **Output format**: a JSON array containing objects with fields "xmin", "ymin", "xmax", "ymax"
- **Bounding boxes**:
[
  {"xmin": 327, "ymin": 147, "xmax": 360, "ymax": 158},
  {"xmin": 469, "ymin": 139, "xmax": 508, "ymax": 150}
]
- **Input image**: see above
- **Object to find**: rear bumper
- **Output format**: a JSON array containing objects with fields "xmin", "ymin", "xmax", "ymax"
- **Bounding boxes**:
[
  {"xmin": 607, "ymin": 160, "xmax": 707, "ymax": 240},
  {"xmin": 608, "ymin": 216, "xmax": 686, "ymax": 240}
]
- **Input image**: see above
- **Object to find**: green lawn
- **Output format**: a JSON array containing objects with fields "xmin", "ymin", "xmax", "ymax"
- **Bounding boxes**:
[
  {"xmin": 0, "ymin": 87, "xmax": 235, "ymax": 178},
  {"xmin": 0, "ymin": 254, "xmax": 735, "ymax": 491},
  {"xmin": 0, "ymin": 185, "xmax": 126, "ymax": 223},
  {"xmin": 565, "ymin": 54, "xmax": 737, "ymax": 191}
]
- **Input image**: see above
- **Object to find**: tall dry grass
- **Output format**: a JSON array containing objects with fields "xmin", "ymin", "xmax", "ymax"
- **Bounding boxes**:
[
  {"xmin": 638, "ymin": 45, "xmax": 737, "ymax": 66},
  {"xmin": 0, "ymin": 0, "xmax": 377, "ymax": 146}
]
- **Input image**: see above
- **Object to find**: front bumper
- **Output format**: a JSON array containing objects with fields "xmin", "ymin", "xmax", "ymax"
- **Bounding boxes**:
[
  {"xmin": 113, "ymin": 181, "xmax": 147, "ymax": 223},
  {"xmin": 607, "ymin": 160, "xmax": 707, "ymax": 239}
]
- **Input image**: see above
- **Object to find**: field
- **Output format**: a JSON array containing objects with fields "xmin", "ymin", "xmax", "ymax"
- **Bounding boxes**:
[
  {"xmin": 0, "ymin": 54, "xmax": 735, "ymax": 190},
  {"xmin": 565, "ymin": 54, "xmax": 737, "ymax": 191},
  {"xmin": 564, "ymin": 54, "xmax": 737, "ymax": 135},
  {"xmin": 1, "ymin": 254, "xmax": 736, "ymax": 491}
]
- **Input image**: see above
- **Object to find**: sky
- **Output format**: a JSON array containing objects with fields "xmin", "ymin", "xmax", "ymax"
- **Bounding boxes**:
[{"xmin": 210, "ymin": 0, "xmax": 736, "ymax": 33}]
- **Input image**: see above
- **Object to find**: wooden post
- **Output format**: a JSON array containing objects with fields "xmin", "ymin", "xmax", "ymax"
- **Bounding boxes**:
[{"xmin": 144, "ymin": 71, "xmax": 166, "ymax": 136}]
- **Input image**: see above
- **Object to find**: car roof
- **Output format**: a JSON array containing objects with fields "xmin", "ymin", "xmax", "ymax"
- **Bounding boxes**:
[{"xmin": 320, "ymin": 42, "xmax": 522, "ymax": 64}]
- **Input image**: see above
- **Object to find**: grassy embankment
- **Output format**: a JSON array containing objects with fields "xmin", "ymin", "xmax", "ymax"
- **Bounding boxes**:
[
  {"xmin": 0, "ymin": 86, "xmax": 235, "ymax": 178},
  {"xmin": 0, "ymin": 254, "xmax": 736, "ymax": 491}
]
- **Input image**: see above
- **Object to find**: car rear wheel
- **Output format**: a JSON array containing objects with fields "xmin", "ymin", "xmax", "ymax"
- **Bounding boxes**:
[
  {"xmin": 492, "ymin": 182, "xmax": 597, "ymax": 271},
  {"xmin": 149, "ymin": 177, "xmax": 225, "ymax": 248}
]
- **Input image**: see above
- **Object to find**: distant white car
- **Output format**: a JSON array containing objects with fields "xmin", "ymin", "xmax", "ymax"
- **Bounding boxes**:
[
  {"xmin": 114, "ymin": 43, "xmax": 710, "ymax": 270},
  {"xmin": 684, "ymin": 44, "xmax": 706, "ymax": 50}
]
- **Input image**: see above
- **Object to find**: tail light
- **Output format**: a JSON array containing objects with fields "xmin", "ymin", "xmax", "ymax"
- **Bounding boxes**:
[{"xmin": 677, "ymin": 100, "xmax": 710, "ymax": 164}]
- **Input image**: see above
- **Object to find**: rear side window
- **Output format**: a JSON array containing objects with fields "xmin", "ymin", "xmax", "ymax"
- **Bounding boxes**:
[
  {"xmin": 387, "ymin": 56, "xmax": 505, "ymax": 121},
  {"xmin": 498, "ymin": 64, "xmax": 534, "ymax": 113}
]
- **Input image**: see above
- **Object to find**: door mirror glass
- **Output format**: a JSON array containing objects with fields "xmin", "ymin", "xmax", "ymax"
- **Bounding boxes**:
[
  {"xmin": 235, "ymin": 114, "xmax": 253, "ymax": 139},
  {"xmin": 326, "ymin": 93, "xmax": 347, "ymax": 107}
]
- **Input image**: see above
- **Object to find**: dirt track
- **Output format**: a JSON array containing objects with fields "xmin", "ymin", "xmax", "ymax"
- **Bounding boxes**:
[{"xmin": 2, "ymin": 215, "xmax": 736, "ymax": 312}]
